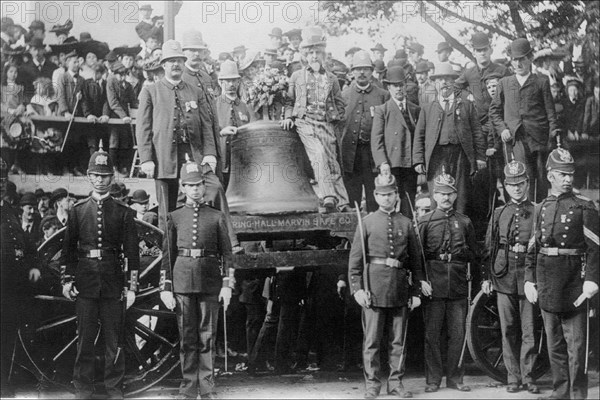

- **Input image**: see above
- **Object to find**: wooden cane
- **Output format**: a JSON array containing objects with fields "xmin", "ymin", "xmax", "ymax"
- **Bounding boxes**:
[{"xmin": 60, "ymin": 92, "xmax": 82, "ymax": 153}]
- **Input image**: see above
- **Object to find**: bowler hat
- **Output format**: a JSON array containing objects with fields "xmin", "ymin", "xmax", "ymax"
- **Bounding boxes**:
[
  {"xmin": 415, "ymin": 61, "xmax": 430, "ymax": 74},
  {"xmin": 79, "ymin": 32, "xmax": 93, "ymax": 42},
  {"xmin": 407, "ymin": 43, "xmax": 424, "ymax": 54},
  {"xmin": 301, "ymin": 26, "xmax": 326, "ymax": 48},
  {"xmin": 130, "ymin": 189, "xmax": 150, "ymax": 204},
  {"xmin": 370, "ymin": 43, "xmax": 388, "ymax": 53},
  {"xmin": 387, "ymin": 59, "xmax": 403, "ymax": 69},
  {"xmin": 284, "ymin": 28, "xmax": 302, "ymax": 39},
  {"xmin": 374, "ymin": 174, "xmax": 397, "ymax": 194},
  {"xmin": 429, "ymin": 62, "xmax": 459, "ymax": 79},
  {"xmin": 546, "ymin": 147, "xmax": 575, "ymax": 174},
  {"xmin": 49, "ymin": 19, "xmax": 73, "ymax": 35},
  {"xmin": 504, "ymin": 160, "xmax": 528, "ymax": 185},
  {"xmin": 218, "ymin": 60, "xmax": 241, "ymax": 79},
  {"xmin": 433, "ymin": 170, "xmax": 457, "ymax": 193},
  {"xmin": 160, "ymin": 40, "xmax": 187, "ymax": 63},
  {"xmin": 509, "ymin": 38, "xmax": 533, "ymax": 59},
  {"xmin": 394, "ymin": 49, "xmax": 407, "ymax": 60},
  {"xmin": 471, "ymin": 32, "xmax": 490, "ymax": 50},
  {"xmin": 373, "ymin": 60, "xmax": 386, "ymax": 73},
  {"xmin": 182, "ymin": 30, "xmax": 208, "ymax": 50},
  {"xmin": 269, "ymin": 27, "xmax": 283, "ymax": 38},
  {"xmin": 351, "ymin": 50, "xmax": 373, "ymax": 70},
  {"xmin": 29, "ymin": 20, "xmax": 45, "ymax": 31},
  {"xmin": 19, "ymin": 192, "xmax": 37, "ymax": 206},
  {"xmin": 436, "ymin": 42, "xmax": 452, "ymax": 53},
  {"xmin": 383, "ymin": 66, "xmax": 406, "ymax": 84},
  {"xmin": 50, "ymin": 188, "xmax": 70, "ymax": 204}
]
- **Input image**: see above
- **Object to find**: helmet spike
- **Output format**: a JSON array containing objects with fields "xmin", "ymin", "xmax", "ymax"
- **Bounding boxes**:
[{"xmin": 98, "ymin": 139, "xmax": 104, "ymax": 152}]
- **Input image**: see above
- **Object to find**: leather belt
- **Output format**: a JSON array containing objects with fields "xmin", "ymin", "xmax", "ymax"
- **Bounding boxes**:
[
  {"xmin": 502, "ymin": 244, "xmax": 527, "ymax": 253},
  {"xmin": 369, "ymin": 256, "xmax": 402, "ymax": 268},
  {"xmin": 177, "ymin": 248, "xmax": 219, "ymax": 258},
  {"xmin": 540, "ymin": 247, "xmax": 585, "ymax": 256},
  {"xmin": 79, "ymin": 249, "xmax": 118, "ymax": 259}
]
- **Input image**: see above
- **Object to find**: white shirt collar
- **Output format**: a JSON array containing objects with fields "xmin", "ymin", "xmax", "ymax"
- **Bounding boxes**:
[
  {"xmin": 516, "ymin": 72, "xmax": 531, "ymax": 86},
  {"xmin": 33, "ymin": 58, "xmax": 45, "ymax": 68},
  {"xmin": 392, "ymin": 97, "xmax": 406, "ymax": 110}
]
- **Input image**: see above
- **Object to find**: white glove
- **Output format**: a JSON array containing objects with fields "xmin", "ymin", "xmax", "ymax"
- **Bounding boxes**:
[
  {"xmin": 141, "ymin": 161, "xmax": 155, "ymax": 178},
  {"xmin": 409, "ymin": 296, "xmax": 421, "ymax": 311},
  {"xmin": 160, "ymin": 290, "xmax": 176, "ymax": 310},
  {"xmin": 126, "ymin": 290, "xmax": 136, "ymax": 309},
  {"xmin": 29, "ymin": 268, "xmax": 41, "ymax": 283},
  {"xmin": 421, "ymin": 280, "xmax": 433, "ymax": 297},
  {"xmin": 481, "ymin": 280, "xmax": 493, "ymax": 296},
  {"xmin": 524, "ymin": 281, "xmax": 538, "ymax": 304},
  {"xmin": 353, "ymin": 289, "xmax": 371, "ymax": 309},
  {"xmin": 220, "ymin": 126, "xmax": 238, "ymax": 136},
  {"xmin": 219, "ymin": 287, "xmax": 232, "ymax": 310},
  {"xmin": 201, "ymin": 155, "xmax": 217, "ymax": 173},
  {"xmin": 62, "ymin": 282, "xmax": 79, "ymax": 301},
  {"xmin": 574, "ymin": 281, "xmax": 600, "ymax": 307}
]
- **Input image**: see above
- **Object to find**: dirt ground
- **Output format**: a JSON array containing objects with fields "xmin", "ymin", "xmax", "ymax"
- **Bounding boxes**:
[{"xmin": 13, "ymin": 365, "xmax": 600, "ymax": 399}]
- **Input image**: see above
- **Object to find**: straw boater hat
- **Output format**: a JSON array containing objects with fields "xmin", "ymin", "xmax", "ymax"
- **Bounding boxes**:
[{"xmin": 429, "ymin": 62, "xmax": 459, "ymax": 79}]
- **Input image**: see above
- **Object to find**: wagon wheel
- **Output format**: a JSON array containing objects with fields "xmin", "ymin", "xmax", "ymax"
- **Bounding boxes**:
[
  {"xmin": 466, "ymin": 290, "xmax": 549, "ymax": 383},
  {"xmin": 17, "ymin": 219, "xmax": 181, "ymax": 396}
]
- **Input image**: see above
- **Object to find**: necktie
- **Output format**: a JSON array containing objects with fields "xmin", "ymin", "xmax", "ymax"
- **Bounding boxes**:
[{"xmin": 444, "ymin": 99, "xmax": 450, "ymax": 113}]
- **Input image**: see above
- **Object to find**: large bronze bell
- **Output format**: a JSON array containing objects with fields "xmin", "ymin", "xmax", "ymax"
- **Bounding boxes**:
[{"xmin": 226, "ymin": 121, "xmax": 319, "ymax": 215}]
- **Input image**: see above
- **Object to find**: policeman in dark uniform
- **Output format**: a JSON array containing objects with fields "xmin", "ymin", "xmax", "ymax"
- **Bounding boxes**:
[
  {"xmin": 524, "ymin": 147, "xmax": 598, "ymax": 400},
  {"xmin": 418, "ymin": 171, "xmax": 479, "ymax": 393},
  {"xmin": 348, "ymin": 173, "xmax": 424, "ymax": 399},
  {"xmin": 159, "ymin": 160, "xmax": 233, "ymax": 400},
  {"xmin": 482, "ymin": 160, "xmax": 540, "ymax": 394},
  {"xmin": 1, "ymin": 158, "xmax": 40, "ymax": 398},
  {"xmin": 60, "ymin": 148, "xmax": 139, "ymax": 399}
]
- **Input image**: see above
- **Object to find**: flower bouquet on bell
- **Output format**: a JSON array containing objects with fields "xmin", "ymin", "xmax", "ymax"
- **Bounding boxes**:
[{"xmin": 246, "ymin": 67, "xmax": 288, "ymax": 120}]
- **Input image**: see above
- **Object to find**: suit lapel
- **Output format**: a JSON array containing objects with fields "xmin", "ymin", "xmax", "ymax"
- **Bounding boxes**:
[{"xmin": 389, "ymin": 100, "xmax": 407, "ymax": 129}]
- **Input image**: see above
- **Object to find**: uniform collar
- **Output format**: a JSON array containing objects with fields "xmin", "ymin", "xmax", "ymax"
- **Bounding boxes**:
[
  {"xmin": 436, "ymin": 207, "xmax": 455, "ymax": 216},
  {"xmin": 378, "ymin": 208, "xmax": 396, "ymax": 216},
  {"xmin": 163, "ymin": 77, "xmax": 183, "ymax": 89},
  {"xmin": 354, "ymin": 82, "xmax": 372, "ymax": 93},
  {"xmin": 91, "ymin": 191, "xmax": 110, "ymax": 202}
]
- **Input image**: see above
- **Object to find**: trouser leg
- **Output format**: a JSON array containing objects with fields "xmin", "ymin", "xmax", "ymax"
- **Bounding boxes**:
[
  {"xmin": 563, "ymin": 309, "xmax": 587, "ymax": 400},
  {"xmin": 362, "ymin": 306, "xmax": 385, "ymax": 393},
  {"xmin": 197, "ymin": 294, "xmax": 220, "ymax": 396},
  {"xmin": 519, "ymin": 296, "xmax": 539, "ymax": 384},
  {"xmin": 445, "ymin": 298, "xmax": 467, "ymax": 386},
  {"xmin": 74, "ymin": 297, "xmax": 100, "ymax": 398},
  {"xmin": 387, "ymin": 306, "xmax": 408, "ymax": 392},
  {"xmin": 249, "ymin": 299, "xmax": 279, "ymax": 368},
  {"xmin": 497, "ymin": 292, "xmax": 522, "ymax": 384},
  {"xmin": 542, "ymin": 309, "xmax": 570, "ymax": 399},
  {"xmin": 423, "ymin": 299, "xmax": 445, "ymax": 385},
  {"xmin": 275, "ymin": 301, "xmax": 300, "ymax": 369},
  {"xmin": 245, "ymin": 303, "xmax": 266, "ymax": 357},
  {"xmin": 176, "ymin": 293, "xmax": 200, "ymax": 398},
  {"xmin": 100, "ymin": 297, "xmax": 124, "ymax": 397}
]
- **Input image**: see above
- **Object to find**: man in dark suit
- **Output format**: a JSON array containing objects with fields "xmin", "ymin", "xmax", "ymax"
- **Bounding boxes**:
[
  {"xmin": 159, "ymin": 160, "xmax": 233, "ymax": 400},
  {"xmin": 413, "ymin": 63, "xmax": 486, "ymax": 214},
  {"xmin": 489, "ymin": 38, "xmax": 560, "ymax": 203},
  {"xmin": 181, "ymin": 30, "xmax": 222, "ymax": 178},
  {"xmin": 524, "ymin": 147, "xmax": 598, "ymax": 400},
  {"xmin": 371, "ymin": 66, "xmax": 420, "ymax": 218},
  {"xmin": 348, "ymin": 173, "xmax": 423, "ymax": 399},
  {"xmin": 19, "ymin": 192, "xmax": 41, "ymax": 250},
  {"xmin": 60, "ymin": 148, "xmax": 139, "ymax": 399},
  {"xmin": 17, "ymin": 38, "xmax": 58, "ymax": 101},
  {"xmin": 341, "ymin": 50, "xmax": 390, "ymax": 212},
  {"xmin": 1, "ymin": 161, "xmax": 40, "ymax": 398},
  {"xmin": 82, "ymin": 62, "xmax": 109, "ymax": 155}
]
